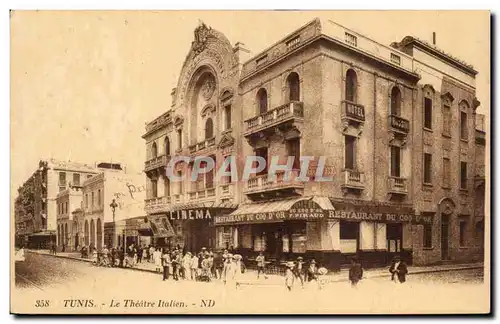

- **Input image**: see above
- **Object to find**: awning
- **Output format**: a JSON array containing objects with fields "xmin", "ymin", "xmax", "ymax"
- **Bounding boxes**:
[
  {"xmin": 328, "ymin": 198, "xmax": 427, "ymax": 224},
  {"xmin": 215, "ymin": 196, "xmax": 334, "ymax": 225},
  {"xmin": 143, "ymin": 215, "xmax": 176, "ymax": 238},
  {"xmin": 29, "ymin": 230, "xmax": 56, "ymax": 237},
  {"xmin": 170, "ymin": 201, "xmax": 238, "ymax": 212}
]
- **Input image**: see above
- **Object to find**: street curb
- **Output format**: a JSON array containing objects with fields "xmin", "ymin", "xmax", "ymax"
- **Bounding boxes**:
[{"xmin": 28, "ymin": 250, "xmax": 483, "ymax": 285}]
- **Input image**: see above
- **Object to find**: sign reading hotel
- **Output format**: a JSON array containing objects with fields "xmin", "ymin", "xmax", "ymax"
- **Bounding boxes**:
[{"xmin": 215, "ymin": 199, "xmax": 432, "ymax": 225}]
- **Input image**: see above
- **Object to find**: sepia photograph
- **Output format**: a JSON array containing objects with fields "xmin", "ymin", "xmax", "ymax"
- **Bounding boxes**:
[{"xmin": 10, "ymin": 10, "xmax": 490, "ymax": 315}]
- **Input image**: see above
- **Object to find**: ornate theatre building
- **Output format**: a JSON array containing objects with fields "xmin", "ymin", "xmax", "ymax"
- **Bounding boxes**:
[{"xmin": 142, "ymin": 18, "xmax": 486, "ymax": 270}]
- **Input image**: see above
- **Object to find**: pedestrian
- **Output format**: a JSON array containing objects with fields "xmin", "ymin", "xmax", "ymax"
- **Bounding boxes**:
[
  {"xmin": 137, "ymin": 245, "xmax": 143, "ymax": 263},
  {"xmin": 102, "ymin": 245, "xmax": 110, "ymax": 267},
  {"xmin": 285, "ymin": 261, "xmax": 295, "ymax": 291},
  {"xmin": 200, "ymin": 254, "xmax": 212, "ymax": 282},
  {"xmin": 306, "ymin": 259, "xmax": 319, "ymax": 286},
  {"xmin": 389, "ymin": 256, "xmax": 408, "ymax": 284},
  {"xmin": 190, "ymin": 252, "xmax": 199, "ymax": 281},
  {"xmin": 222, "ymin": 253, "xmax": 233, "ymax": 284},
  {"xmin": 154, "ymin": 247, "xmax": 162, "ymax": 273},
  {"xmin": 182, "ymin": 252, "xmax": 192, "ymax": 280},
  {"xmin": 133, "ymin": 245, "xmax": 138, "ymax": 266},
  {"xmin": 162, "ymin": 249, "xmax": 171, "ymax": 281},
  {"xmin": 110, "ymin": 247, "xmax": 116, "ymax": 267},
  {"xmin": 255, "ymin": 252, "xmax": 268, "ymax": 279},
  {"xmin": 293, "ymin": 256, "xmax": 305, "ymax": 287},
  {"xmin": 348, "ymin": 257, "xmax": 363, "ymax": 288},
  {"xmin": 213, "ymin": 251, "xmax": 223, "ymax": 280},
  {"xmin": 208, "ymin": 252, "xmax": 215, "ymax": 279},
  {"xmin": 149, "ymin": 245, "xmax": 155, "ymax": 263},
  {"xmin": 171, "ymin": 250, "xmax": 179, "ymax": 280},
  {"xmin": 91, "ymin": 246, "xmax": 98, "ymax": 265}
]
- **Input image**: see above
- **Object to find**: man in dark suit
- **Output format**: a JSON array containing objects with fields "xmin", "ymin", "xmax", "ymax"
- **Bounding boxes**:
[
  {"xmin": 348, "ymin": 257, "xmax": 363, "ymax": 287},
  {"xmin": 389, "ymin": 256, "xmax": 408, "ymax": 283}
]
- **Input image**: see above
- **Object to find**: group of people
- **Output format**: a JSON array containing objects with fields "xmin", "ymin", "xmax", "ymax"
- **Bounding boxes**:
[
  {"xmin": 79, "ymin": 242, "xmax": 409, "ymax": 290},
  {"xmin": 155, "ymin": 247, "xmax": 246, "ymax": 288}
]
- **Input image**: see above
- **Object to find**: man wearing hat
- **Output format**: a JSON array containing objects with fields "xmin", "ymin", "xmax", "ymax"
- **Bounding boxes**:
[
  {"xmin": 293, "ymin": 256, "xmax": 305, "ymax": 287},
  {"xmin": 348, "ymin": 257, "xmax": 363, "ymax": 288},
  {"xmin": 389, "ymin": 255, "xmax": 408, "ymax": 283}
]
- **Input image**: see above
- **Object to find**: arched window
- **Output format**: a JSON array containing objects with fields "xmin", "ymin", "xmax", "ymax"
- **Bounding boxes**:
[
  {"xmin": 84, "ymin": 220, "xmax": 89, "ymax": 246},
  {"xmin": 390, "ymin": 87, "xmax": 402, "ymax": 116},
  {"xmin": 345, "ymin": 69, "xmax": 357, "ymax": 102},
  {"xmin": 287, "ymin": 72, "xmax": 300, "ymax": 102},
  {"xmin": 164, "ymin": 137, "xmax": 170, "ymax": 156},
  {"xmin": 151, "ymin": 142, "xmax": 158, "ymax": 158},
  {"xmin": 90, "ymin": 219, "xmax": 95, "ymax": 247},
  {"xmin": 257, "ymin": 88, "xmax": 268, "ymax": 114},
  {"xmin": 205, "ymin": 118, "xmax": 214, "ymax": 139},
  {"xmin": 96, "ymin": 219, "xmax": 102, "ymax": 250},
  {"xmin": 64, "ymin": 223, "xmax": 68, "ymax": 247}
]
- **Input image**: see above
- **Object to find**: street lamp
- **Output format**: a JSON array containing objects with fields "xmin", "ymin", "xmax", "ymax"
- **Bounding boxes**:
[{"xmin": 110, "ymin": 199, "xmax": 118, "ymax": 247}]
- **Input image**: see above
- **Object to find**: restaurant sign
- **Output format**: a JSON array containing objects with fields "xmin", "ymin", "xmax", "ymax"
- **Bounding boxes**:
[{"xmin": 215, "ymin": 199, "xmax": 432, "ymax": 225}]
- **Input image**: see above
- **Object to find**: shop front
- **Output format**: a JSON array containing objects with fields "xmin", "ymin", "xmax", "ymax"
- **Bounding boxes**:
[
  {"xmin": 214, "ymin": 196, "xmax": 339, "ymax": 270},
  {"xmin": 329, "ymin": 198, "xmax": 430, "ymax": 268},
  {"xmin": 216, "ymin": 197, "xmax": 430, "ymax": 271},
  {"xmin": 146, "ymin": 201, "xmax": 237, "ymax": 253}
]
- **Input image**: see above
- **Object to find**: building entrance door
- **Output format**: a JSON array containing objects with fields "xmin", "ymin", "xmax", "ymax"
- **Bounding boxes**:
[{"xmin": 441, "ymin": 214, "xmax": 450, "ymax": 260}]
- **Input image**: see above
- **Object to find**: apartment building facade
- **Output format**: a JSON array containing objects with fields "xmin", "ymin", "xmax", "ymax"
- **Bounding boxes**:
[
  {"xmin": 55, "ymin": 186, "xmax": 83, "ymax": 250},
  {"xmin": 143, "ymin": 18, "xmax": 486, "ymax": 269},
  {"xmin": 81, "ymin": 164, "xmax": 145, "ymax": 250},
  {"xmin": 14, "ymin": 159, "xmax": 98, "ymax": 248}
]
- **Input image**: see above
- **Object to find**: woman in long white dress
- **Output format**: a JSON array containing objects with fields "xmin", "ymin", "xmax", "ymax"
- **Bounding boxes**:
[{"xmin": 154, "ymin": 248, "xmax": 162, "ymax": 273}]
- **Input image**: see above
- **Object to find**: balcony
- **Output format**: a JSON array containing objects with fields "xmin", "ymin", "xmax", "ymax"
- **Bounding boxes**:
[
  {"xmin": 144, "ymin": 155, "xmax": 169, "ymax": 172},
  {"xmin": 387, "ymin": 176, "xmax": 408, "ymax": 195},
  {"xmin": 145, "ymin": 196, "xmax": 171, "ymax": 212},
  {"xmin": 244, "ymin": 101, "xmax": 304, "ymax": 137},
  {"xmin": 189, "ymin": 137, "xmax": 216, "ymax": 155},
  {"xmin": 219, "ymin": 182, "xmax": 234, "ymax": 198},
  {"xmin": 188, "ymin": 187, "xmax": 216, "ymax": 201},
  {"xmin": 341, "ymin": 169, "xmax": 365, "ymax": 191},
  {"xmin": 173, "ymin": 194, "xmax": 184, "ymax": 204},
  {"xmin": 388, "ymin": 114, "xmax": 410, "ymax": 134},
  {"xmin": 244, "ymin": 169, "xmax": 305, "ymax": 195}
]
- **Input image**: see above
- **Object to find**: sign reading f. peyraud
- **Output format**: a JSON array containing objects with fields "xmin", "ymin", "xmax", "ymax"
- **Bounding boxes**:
[{"xmin": 11, "ymin": 10, "xmax": 489, "ymax": 316}]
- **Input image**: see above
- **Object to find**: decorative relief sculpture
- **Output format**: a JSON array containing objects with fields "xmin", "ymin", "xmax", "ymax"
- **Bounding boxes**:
[
  {"xmin": 192, "ymin": 21, "xmax": 212, "ymax": 57},
  {"xmin": 201, "ymin": 78, "xmax": 216, "ymax": 101}
]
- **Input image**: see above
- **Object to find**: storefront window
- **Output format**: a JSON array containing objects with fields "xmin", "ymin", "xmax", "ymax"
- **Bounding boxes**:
[
  {"xmin": 217, "ymin": 226, "xmax": 233, "ymax": 250},
  {"xmin": 387, "ymin": 223, "xmax": 403, "ymax": 252},
  {"xmin": 340, "ymin": 221, "xmax": 358, "ymax": 253}
]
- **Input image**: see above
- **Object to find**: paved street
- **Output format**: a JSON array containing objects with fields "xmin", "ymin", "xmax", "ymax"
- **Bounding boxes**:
[{"xmin": 13, "ymin": 251, "xmax": 487, "ymax": 314}]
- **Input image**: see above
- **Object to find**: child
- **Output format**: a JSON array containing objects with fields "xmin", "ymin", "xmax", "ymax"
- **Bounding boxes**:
[
  {"xmin": 255, "ymin": 252, "xmax": 267, "ymax": 279},
  {"xmin": 285, "ymin": 261, "xmax": 295, "ymax": 291}
]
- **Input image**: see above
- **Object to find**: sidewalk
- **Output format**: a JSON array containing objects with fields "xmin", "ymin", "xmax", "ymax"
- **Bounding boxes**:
[{"xmin": 28, "ymin": 249, "xmax": 483, "ymax": 286}]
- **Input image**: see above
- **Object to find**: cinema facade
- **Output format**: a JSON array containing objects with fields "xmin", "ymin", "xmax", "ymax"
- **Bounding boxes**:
[{"xmin": 142, "ymin": 18, "xmax": 485, "ymax": 270}]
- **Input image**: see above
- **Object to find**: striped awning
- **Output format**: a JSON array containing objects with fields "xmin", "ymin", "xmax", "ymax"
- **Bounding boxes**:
[
  {"xmin": 215, "ymin": 196, "xmax": 334, "ymax": 225},
  {"xmin": 170, "ymin": 201, "xmax": 238, "ymax": 212}
]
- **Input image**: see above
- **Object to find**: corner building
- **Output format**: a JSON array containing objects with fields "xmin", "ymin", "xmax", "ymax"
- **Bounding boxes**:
[{"xmin": 143, "ymin": 18, "xmax": 486, "ymax": 270}]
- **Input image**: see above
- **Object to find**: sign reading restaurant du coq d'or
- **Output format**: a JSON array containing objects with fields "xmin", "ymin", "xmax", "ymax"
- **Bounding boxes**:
[{"xmin": 214, "ymin": 199, "xmax": 432, "ymax": 225}]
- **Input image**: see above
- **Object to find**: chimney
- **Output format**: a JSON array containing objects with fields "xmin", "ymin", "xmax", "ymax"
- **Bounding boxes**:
[
  {"xmin": 234, "ymin": 42, "xmax": 252, "ymax": 65},
  {"xmin": 432, "ymin": 32, "xmax": 436, "ymax": 45}
]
